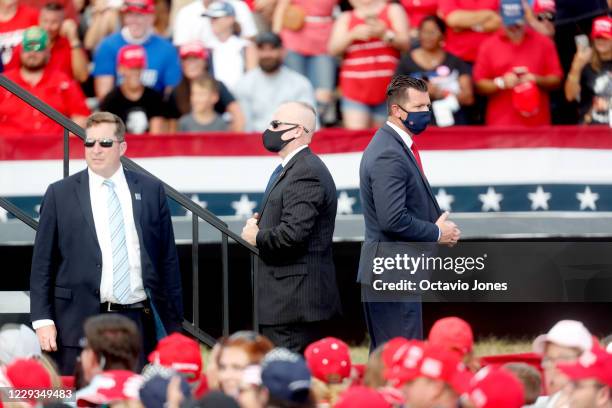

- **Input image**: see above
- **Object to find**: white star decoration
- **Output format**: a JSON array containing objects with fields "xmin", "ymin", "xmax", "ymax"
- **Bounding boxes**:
[
  {"xmin": 337, "ymin": 191, "xmax": 356, "ymax": 215},
  {"xmin": 231, "ymin": 194, "xmax": 257, "ymax": 218},
  {"xmin": 577, "ymin": 186, "xmax": 599, "ymax": 211},
  {"xmin": 185, "ymin": 194, "xmax": 208, "ymax": 217},
  {"xmin": 435, "ymin": 188, "xmax": 455, "ymax": 212},
  {"xmin": 478, "ymin": 187, "xmax": 503, "ymax": 212},
  {"xmin": 527, "ymin": 186, "xmax": 551, "ymax": 211},
  {"xmin": 0, "ymin": 207, "xmax": 7, "ymax": 223}
]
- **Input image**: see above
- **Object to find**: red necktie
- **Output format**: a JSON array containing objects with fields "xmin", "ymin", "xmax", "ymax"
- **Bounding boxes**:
[{"xmin": 411, "ymin": 142, "xmax": 425, "ymax": 175}]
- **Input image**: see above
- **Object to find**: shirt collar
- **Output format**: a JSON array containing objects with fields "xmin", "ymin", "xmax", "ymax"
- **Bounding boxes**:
[
  {"xmin": 282, "ymin": 145, "xmax": 308, "ymax": 167},
  {"xmin": 386, "ymin": 121, "xmax": 413, "ymax": 149},
  {"xmin": 88, "ymin": 165, "xmax": 126, "ymax": 187}
]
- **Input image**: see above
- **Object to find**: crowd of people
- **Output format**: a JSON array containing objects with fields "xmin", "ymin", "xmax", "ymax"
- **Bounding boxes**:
[
  {"xmin": 1, "ymin": 316, "xmax": 611, "ymax": 407},
  {"xmin": 0, "ymin": 0, "xmax": 610, "ymax": 135}
]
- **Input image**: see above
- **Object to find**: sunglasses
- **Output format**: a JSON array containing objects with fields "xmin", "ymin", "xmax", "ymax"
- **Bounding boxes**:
[
  {"xmin": 84, "ymin": 138, "xmax": 121, "ymax": 148},
  {"xmin": 537, "ymin": 13, "xmax": 555, "ymax": 22},
  {"xmin": 270, "ymin": 120, "xmax": 310, "ymax": 133}
]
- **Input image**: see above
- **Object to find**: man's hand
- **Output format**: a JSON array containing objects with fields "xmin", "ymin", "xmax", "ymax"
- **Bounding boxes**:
[
  {"xmin": 241, "ymin": 213, "xmax": 260, "ymax": 246},
  {"xmin": 502, "ymin": 72, "xmax": 520, "ymax": 89},
  {"xmin": 36, "ymin": 325, "xmax": 58, "ymax": 352},
  {"xmin": 436, "ymin": 211, "xmax": 461, "ymax": 247},
  {"xmin": 60, "ymin": 18, "xmax": 80, "ymax": 43}
]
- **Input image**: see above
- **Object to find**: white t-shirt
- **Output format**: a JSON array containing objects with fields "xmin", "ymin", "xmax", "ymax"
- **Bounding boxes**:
[
  {"xmin": 210, "ymin": 35, "xmax": 249, "ymax": 92},
  {"xmin": 172, "ymin": 0, "xmax": 258, "ymax": 46}
]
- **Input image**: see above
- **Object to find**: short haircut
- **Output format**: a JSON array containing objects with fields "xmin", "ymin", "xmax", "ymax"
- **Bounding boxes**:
[
  {"xmin": 295, "ymin": 101, "xmax": 317, "ymax": 119},
  {"xmin": 42, "ymin": 2, "xmax": 65, "ymax": 11},
  {"xmin": 420, "ymin": 15, "xmax": 446, "ymax": 35},
  {"xmin": 386, "ymin": 75, "xmax": 428, "ymax": 112},
  {"xmin": 503, "ymin": 363, "xmax": 542, "ymax": 404},
  {"xmin": 83, "ymin": 314, "xmax": 141, "ymax": 371},
  {"xmin": 86, "ymin": 111, "xmax": 126, "ymax": 142},
  {"xmin": 191, "ymin": 76, "xmax": 219, "ymax": 94}
]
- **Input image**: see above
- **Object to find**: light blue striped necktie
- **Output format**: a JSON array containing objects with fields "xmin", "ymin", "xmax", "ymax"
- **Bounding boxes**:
[{"xmin": 104, "ymin": 179, "xmax": 131, "ymax": 304}]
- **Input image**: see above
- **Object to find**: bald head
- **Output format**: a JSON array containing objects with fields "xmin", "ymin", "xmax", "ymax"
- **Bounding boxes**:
[{"xmin": 275, "ymin": 102, "xmax": 316, "ymax": 134}]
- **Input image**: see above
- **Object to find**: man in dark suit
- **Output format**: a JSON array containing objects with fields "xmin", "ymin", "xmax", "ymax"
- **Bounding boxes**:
[
  {"xmin": 241, "ymin": 101, "xmax": 341, "ymax": 353},
  {"xmin": 30, "ymin": 112, "xmax": 183, "ymax": 374},
  {"xmin": 358, "ymin": 75, "xmax": 461, "ymax": 350}
]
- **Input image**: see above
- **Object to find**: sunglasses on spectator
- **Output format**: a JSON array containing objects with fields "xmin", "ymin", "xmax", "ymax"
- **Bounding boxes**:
[
  {"xmin": 537, "ymin": 13, "xmax": 555, "ymax": 22},
  {"xmin": 270, "ymin": 120, "xmax": 310, "ymax": 134},
  {"xmin": 84, "ymin": 138, "xmax": 121, "ymax": 148}
]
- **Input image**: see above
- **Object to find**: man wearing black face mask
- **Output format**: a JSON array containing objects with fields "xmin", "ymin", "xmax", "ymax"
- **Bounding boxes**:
[
  {"xmin": 241, "ymin": 101, "xmax": 341, "ymax": 353},
  {"xmin": 358, "ymin": 75, "xmax": 461, "ymax": 350}
]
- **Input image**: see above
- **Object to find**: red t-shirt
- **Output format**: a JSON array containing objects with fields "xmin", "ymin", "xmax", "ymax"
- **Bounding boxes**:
[
  {"xmin": 401, "ymin": 0, "xmax": 438, "ymax": 29},
  {"xmin": 438, "ymin": 0, "xmax": 499, "ymax": 63},
  {"xmin": 0, "ymin": 5, "xmax": 39, "ymax": 66},
  {"xmin": 473, "ymin": 29, "xmax": 563, "ymax": 126},
  {"xmin": 0, "ymin": 68, "xmax": 90, "ymax": 136},
  {"xmin": 339, "ymin": 5, "xmax": 400, "ymax": 105},
  {"xmin": 6, "ymin": 37, "xmax": 73, "ymax": 78}
]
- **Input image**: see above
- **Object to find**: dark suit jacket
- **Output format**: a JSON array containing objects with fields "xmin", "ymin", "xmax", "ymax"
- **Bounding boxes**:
[
  {"xmin": 30, "ymin": 168, "xmax": 183, "ymax": 347},
  {"xmin": 255, "ymin": 147, "xmax": 342, "ymax": 325},
  {"xmin": 357, "ymin": 124, "xmax": 442, "ymax": 283}
]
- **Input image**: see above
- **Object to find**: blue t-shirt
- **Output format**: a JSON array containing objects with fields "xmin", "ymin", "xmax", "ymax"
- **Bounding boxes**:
[{"xmin": 92, "ymin": 32, "xmax": 181, "ymax": 93}]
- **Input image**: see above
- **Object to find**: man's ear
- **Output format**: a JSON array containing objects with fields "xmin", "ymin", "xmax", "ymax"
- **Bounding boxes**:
[{"xmin": 120, "ymin": 141, "xmax": 128, "ymax": 156}]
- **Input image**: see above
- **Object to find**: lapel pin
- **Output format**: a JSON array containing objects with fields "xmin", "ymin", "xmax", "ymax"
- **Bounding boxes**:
[{"xmin": 135, "ymin": 193, "xmax": 141, "ymax": 200}]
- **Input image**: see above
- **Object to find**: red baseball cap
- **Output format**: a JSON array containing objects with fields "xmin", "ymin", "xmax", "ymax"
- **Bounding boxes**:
[
  {"xmin": 122, "ymin": 0, "xmax": 155, "ymax": 13},
  {"xmin": 304, "ymin": 337, "xmax": 351, "ymax": 384},
  {"xmin": 468, "ymin": 366, "xmax": 525, "ymax": 408},
  {"xmin": 334, "ymin": 386, "xmax": 392, "ymax": 408},
  {"xmin": 512, "ymin": 80, "xmax": 541, "ymax": 117},
  {"xmin": 4, "ymin": 358, "xmax": 52, "ymax": 390},
  {"xmin": 179, "ymin": 41, "xmax": 208, "ymax": 60},
  {"xmin": 591, "ymin": 16, "xmax": 612, "ymax": 39},
  {"xmin": 383, "ymin": 339, "xmax": 425, "ymax": 387},
  {"xmin": 147, "ymin": 333, "xmax": 202, "ymax": 383},
  {"xmin": 557, "ymin": 347, "xmax": 612, "ymax": 387},
  {"xmin": 76, "ymin": 370, "xmax": 144, "ymax": 407},
  {"xmin": 428, "ymin": 317, "xmax": 474, "ymax": 358},
  {"xmin": 532, "ymin": 0, "xmax": 555, "ymax": 15},
  {"xmin": 117, "ymin": 44, "xmax": 147, "ymax": 69}
]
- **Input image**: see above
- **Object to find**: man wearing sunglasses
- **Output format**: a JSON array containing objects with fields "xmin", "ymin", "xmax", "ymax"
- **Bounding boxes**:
[
  {"xmin": 30, "ymin": 111, "xmax": 183, "ymax": 374},
  {"xmin": 241, "ymin": 101, "xmax": 341, "ymax": 353}
]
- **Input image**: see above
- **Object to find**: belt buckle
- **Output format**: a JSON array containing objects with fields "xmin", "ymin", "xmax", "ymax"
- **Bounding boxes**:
[{"xmin": 107, "ymin": 302, "xmax": 114, "ymax": 312}]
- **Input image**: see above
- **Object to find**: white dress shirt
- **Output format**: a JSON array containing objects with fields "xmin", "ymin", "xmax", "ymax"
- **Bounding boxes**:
[
  {"xmin": 386, "ymin": 120, "xmax": 414, "ymax": 150},
  {"xmin": 282, "ymin": 145, "xmax": 309, "ymax": 167},
  {"xmin": 385, "ymin": 121, "xmax": 441, "ymax": 241},
  {"xmin": 32, "ymin": 166, "xmax": 146, "ymax": 330}
]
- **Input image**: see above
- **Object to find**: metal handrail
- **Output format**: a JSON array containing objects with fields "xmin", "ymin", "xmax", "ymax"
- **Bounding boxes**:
[
  {"xmin": 0, "ymin": 74, "xmax": 261, "ymax": 346},
  {"xmin": 0, "ymin": 75, "xmax": 258, "ymax": 251}
]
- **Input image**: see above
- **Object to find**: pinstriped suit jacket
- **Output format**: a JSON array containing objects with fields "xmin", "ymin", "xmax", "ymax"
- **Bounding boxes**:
[{"xmin": 255, "ymin": 147, "xmax": 342, "ymax": 325}]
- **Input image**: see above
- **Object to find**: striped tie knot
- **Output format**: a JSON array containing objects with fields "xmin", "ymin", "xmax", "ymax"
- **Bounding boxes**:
[{"xmin": 103, "ymin": 179, "xmax": 115, "ymax": 189}]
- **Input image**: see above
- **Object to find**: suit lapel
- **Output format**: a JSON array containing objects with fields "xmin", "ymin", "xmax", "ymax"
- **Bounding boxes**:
[
  {"xmin": 125, "ymin": 169, "xmax": 143, "ymax": 230},
  {"xmin": 75, "ymin": 170, "xmax": 101, "ymax": 249},
  {"xmin": 258, "ymin": 147, "xmax": 309, "ymax": 222},
  {"xmin": 382, "ymin": 125, "xmax": 441, "ymax": 215}
]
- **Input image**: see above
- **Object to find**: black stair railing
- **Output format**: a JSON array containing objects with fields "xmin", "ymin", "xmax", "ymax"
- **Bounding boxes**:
[{"xmin": 0, "ymin": 74, "xmax": 260, "ymax": 346}]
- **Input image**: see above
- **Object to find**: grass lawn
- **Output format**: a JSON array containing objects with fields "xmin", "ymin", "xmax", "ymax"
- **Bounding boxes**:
[{"xmin": 200, "ymin": 336, "xmax": 535, "ymax": 365}]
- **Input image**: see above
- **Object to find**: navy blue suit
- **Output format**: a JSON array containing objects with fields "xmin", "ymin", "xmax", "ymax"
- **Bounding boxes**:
[
  {"xmin": 358, "ymin": 123, "xmax": 441, "ymax": 349},
  {"xmin": 30, "ymin": 168, "xmax": 183, "ymax": 371}
]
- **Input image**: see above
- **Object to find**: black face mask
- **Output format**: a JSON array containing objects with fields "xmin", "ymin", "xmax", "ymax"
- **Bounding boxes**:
[{"xmin": 262, "ymin": 125, "xmax": 298, "ymax": 152}]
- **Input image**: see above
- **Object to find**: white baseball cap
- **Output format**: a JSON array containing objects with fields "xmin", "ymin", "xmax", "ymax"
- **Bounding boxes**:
[
  {"xmin": 0, "ymin": 324, "xmax": 42, "ymax": 365},
  {"xmin": 532, "ymin": 320, "xmax": 593, "ymax": 355}
]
